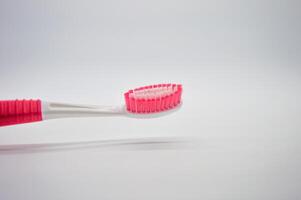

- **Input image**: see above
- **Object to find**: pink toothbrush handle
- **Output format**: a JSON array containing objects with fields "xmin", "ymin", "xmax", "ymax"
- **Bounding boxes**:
[{"xmin": 0, "ymin": 100, "xmax": 42, "ymax": 127}]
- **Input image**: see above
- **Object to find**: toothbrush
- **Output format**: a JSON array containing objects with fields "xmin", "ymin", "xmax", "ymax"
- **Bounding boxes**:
[{"xmin": 0, "ymin": 83, "xmax": 182, "ymax": 127}]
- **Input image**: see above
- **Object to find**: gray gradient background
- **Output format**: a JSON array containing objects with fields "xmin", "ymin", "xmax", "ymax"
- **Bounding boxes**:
[{"xmin": 0, "ymin": 0, "xmax": 300, "ymax": 199}]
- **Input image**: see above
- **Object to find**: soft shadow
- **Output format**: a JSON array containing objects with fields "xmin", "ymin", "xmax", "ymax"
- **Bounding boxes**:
[{"xmin": 0, "ymin": 136, "xmax": 197, "ymax": 155}]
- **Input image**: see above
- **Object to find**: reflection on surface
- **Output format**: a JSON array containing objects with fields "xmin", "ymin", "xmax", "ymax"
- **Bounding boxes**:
[{"xmin": 0, "ymin": 136, "xmax": 196, "ymax": 154}]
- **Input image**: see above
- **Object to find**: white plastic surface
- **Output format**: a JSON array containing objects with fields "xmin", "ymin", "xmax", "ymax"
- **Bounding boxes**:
[{"xmin": 42, "ymin": 101, "xmax": 125, "ymax": 119}]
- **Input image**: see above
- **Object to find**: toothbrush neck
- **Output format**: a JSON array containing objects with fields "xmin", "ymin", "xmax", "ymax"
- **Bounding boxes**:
[{"xmin": 42, "ymin": 101, "xmax": 125, "ymax": 120}]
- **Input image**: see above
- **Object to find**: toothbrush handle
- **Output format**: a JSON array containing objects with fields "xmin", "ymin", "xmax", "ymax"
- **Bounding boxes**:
[{"xmin": 0, "ymin": 100, "xmax": 42, "ymax": 127}]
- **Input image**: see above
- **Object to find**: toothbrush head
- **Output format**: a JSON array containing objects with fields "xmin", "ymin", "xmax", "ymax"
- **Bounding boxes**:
[{"xmin": 124, "ymin": 84, "xmax": 182, "ymax": 114}]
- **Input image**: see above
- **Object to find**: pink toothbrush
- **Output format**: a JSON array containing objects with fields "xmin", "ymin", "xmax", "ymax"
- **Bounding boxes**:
[{"xmin": 0, "ymin": 83, "xmax": 182, "ymax": 127}]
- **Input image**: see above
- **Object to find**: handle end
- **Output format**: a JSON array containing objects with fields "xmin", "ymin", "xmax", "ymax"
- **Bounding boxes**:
[{"xmin": 0, "ymin": 100, "xmax": 42, "ymax": 127}]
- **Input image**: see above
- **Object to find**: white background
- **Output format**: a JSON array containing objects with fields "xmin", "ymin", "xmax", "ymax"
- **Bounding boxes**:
[{"xmin": 0, "ymin": 0, "xmax": 300, "ymax": 199}]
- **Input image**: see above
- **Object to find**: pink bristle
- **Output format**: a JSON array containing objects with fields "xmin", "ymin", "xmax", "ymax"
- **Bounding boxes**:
[
  {"xmin": 150, "ymin": 99, "xmax": 156, "ymax": 112},
  {"xmin": 165, "ymin": 95, "xmax": 170, "ymax": 109},
  {"xmin": 170, "ymin": 94, "xmax": 175, "ymax": 108},
  {"xmin": 137, "ymin": 99, "xmax": 142, "ymax": 113},
  {"xmin": 155, "ymin": 97, "xmax": 161, "ymax": 112},
  {"xmin": 146, "ymin": 99, "xmax": 150, "ymax": 113},
  {"xmin": 142, "ymin": 99, "xmax": 147, "ymax": 113},
  {"xmin": 129, "ymin": 97, "xmax": 136, "ymax": 113},
  {"xmin": 160, "ymin": 96, "xmax": 166, "ymax": 111},
  {"xmin": 124, "ymin": 92, "xmax": 130, "ymax": 111},
  {"xmin": 124, "ymin": 83, "xmax": 182, "ymax": 114}
]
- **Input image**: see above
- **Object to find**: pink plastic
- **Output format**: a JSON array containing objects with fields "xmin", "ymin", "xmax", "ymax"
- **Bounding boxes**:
[
  {"xmin": 0, "ymin": 99, "xmax": 42, "ymax": 127},
  {"xmin": 124, "ymin": 84, "xmax": 182, "ymax": 113}
]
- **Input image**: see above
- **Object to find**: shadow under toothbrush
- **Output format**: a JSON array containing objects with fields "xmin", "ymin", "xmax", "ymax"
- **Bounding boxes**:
[{"xmin": 0, "ymin": 136, "xmax": 197, "ymax": 155}]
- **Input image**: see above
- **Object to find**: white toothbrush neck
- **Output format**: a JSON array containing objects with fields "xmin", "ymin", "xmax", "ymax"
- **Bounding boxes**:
[{"xmin": 42, "ymin": 101, "xmax": 125, "ymax": 120}]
